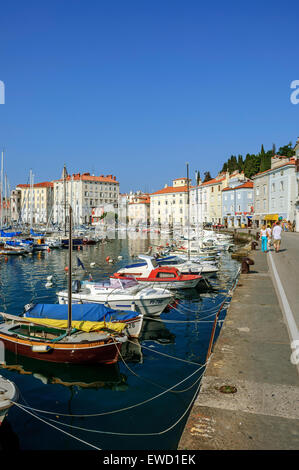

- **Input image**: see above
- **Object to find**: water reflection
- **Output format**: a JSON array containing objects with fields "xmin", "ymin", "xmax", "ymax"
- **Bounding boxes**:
[{"xmin": 1, "ymin": 351, "xmax": 127, "ymax": 391}]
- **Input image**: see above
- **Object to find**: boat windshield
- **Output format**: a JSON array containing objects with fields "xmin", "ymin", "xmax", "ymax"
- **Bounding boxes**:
[{"xmin": 110, "ymin": 277, "xmax": 138, "ymax": 289}]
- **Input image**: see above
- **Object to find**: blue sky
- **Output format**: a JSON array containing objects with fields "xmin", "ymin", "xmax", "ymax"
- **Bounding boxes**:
[{"xmin": 0, "ymin": 0, "xmax": 298, "ymax": 194}]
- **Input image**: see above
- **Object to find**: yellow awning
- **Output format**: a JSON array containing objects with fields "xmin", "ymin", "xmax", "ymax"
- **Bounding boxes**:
[{"xmin": 264, "ymin": 214, "xmax": 279, "ymax": 221}]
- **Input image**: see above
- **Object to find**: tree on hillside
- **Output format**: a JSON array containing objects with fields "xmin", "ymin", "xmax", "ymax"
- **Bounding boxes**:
[
  {"xmin": 227, "ymin": 155, "xmax": 238, "ymax": 173},
  {"xmin": 237, "ymin": 154, "xmax": 244, "ymax": 172},
  {"xmin": 203, "ymin": 171, "xmax": 212, "ymax": 182},
  {"xmin": 277, "ymin": 142, "xmax": 295, "ymax": 158},
  {"xmin": 221, "ymin": 162, "xmax": 228, "ymax": 172}
]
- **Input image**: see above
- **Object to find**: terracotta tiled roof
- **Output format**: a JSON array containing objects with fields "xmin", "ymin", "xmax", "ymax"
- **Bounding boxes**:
[
  {"xmin": 252, "ymin": 160, "xmax": 296, "ymax": 178},
  {"xmin": 201, "ymin": 177, "xmax": 226, "ymax": 186},
  {"xmin": 222, "ymin": 181, "xmax": 253, "ymax": 191},
  {"xmin": 53, "ymin": 173, "xmax": 118, "ymax": 183},
  {"xmin": 150, "ymin": 185, "xmax": 189, "ymax": 195},
  {"xmin": 17, "ymin": 182, "xmax": 53, "ymax": 188}
]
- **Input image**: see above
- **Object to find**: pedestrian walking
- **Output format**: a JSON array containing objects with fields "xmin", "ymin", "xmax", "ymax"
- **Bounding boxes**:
[
  {"xmin": 292, "ymin": 220, "xmax": 296, "ymax": 232},
  {"xmin": 272, "ymin": 221, "xmax": 282, "ymax": 253},
  {"xmin": 266, "ymin": 224, "xmax": 272, "ymax": 249},
  {"xmin": 260, "ymin": 224, "xmax": 268, "ymax": 253}
]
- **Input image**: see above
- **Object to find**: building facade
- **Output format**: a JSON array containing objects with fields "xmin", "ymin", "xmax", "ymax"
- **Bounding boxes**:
[
  {"xmin": 252, "ymin": 155, "xmax": 299, "ymax": 227},
  {"xmin": 53, "ymin": 171, "xmax": 119, "ymax": 226},
  {"xmin": 128, "ymin": 193, "xmax": 150, "ymax": 226},
  {"xmin": 222, "ymin": 181, "xmax": 254, "ymax": 227},
  {"xmin": 150, "ymin": 177, "xmax": 191, "ymax": 227},
  {"xmin": 16, "ymin": 182, "xmax": 54, "ymax": 225}
]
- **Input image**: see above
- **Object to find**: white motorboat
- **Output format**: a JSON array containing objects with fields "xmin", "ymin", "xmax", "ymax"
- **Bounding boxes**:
[
  {"xmin": 155, "ymin": 256, "xmax": 219, "ymax": 278},
  {"xmin": 113, "ymin": 255, "xmax": 202, "ymax": 290},
  {"xmin": 0, "ymin": 375, "xmax": 18, "ymax": 425},
  {"xmin": 57, "ymin": 277, "xmax": 174, "ymax": 318}
]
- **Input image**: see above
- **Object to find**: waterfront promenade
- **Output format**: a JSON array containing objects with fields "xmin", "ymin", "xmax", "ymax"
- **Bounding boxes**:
[{"xmin": 178, "ymin": 236, "xmax": 299, "ymax": 450}]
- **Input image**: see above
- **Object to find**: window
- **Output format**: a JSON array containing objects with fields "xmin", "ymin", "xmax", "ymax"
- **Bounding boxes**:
[
  {"xmin": 248, "ymin": 192, "xmax": 252, "ymax": 199},
  {"xmin": 280, "ymin": 181, "xmax": 284, "ymax": 191},
  {"xmin": 256, "ymin": 187, "xmax": 259, "ymax": 196},
  {"xmin": 272, "ymin": 183, "xmax": 275, "ymax": 192},
  {"xmin": 237, "ymin": 193, "xmax": 241, "ymax": 199}
]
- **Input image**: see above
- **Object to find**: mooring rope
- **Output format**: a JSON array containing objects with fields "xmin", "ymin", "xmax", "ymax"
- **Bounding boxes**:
[
  {"xmin": 11, "ymin": 363, "xmax": 205, "ymax": 419},
  {"xmin": 12, "ymin": 401, "xmax": 102, "ymax": 450}
]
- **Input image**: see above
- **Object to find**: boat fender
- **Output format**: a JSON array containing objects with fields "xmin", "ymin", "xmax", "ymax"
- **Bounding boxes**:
[{"xmin": 31, "ymin": 345, "xmax": 53, "ymax": 353}]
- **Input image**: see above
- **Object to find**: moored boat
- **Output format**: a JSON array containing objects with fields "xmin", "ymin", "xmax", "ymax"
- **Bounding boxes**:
[
  {"xmin": 0, "ymin": 375, "xmax": 18, "ymax": 426},
  {"xmin": 57, "ymin": 277, "xmax": 173, "ymax": 317}
]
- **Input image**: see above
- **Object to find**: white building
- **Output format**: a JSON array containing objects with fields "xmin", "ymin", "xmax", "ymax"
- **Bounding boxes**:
[
  {"xmin": 128, "ymin": 193, "xmax": 150, "ymax": 226},
  {"xmin": 150, "ymin": 177, "xmax": 191, "ymax": 228},
  {"xmin": 252, "ymin": 154, "xmax": 299, "ymax": 227},
  {"xmin": 53, "ymin": 169, "xmax": 119, "ymax": 226}
]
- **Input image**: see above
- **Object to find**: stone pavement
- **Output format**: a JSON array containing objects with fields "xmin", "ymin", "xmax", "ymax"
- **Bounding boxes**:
[
  {"xmin": 268, "ymin": 231, "xmax": 299, "ymax": 331},
  {"xmin": 178, "ymin": 248, "xmax": 299, "ymax": 450}
]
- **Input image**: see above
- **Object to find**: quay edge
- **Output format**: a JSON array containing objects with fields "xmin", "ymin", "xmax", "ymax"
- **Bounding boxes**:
[{"xmin": 178, "ymin": 247, "xmax": 299, "ymax": 450}]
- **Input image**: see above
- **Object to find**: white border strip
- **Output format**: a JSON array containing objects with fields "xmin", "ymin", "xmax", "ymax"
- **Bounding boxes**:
[{"xmin": 268, "ymin": 251, "xmax": 299, "ymax": 344}]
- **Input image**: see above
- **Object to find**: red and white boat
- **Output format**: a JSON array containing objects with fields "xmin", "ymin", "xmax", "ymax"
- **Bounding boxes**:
[{"xmin": 112, "ymin": 255, "xmax": 202, "ymax": 290}]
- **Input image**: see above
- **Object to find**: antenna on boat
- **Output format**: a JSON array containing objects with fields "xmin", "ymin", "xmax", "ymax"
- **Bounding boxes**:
[{"xmin": 67, "ymin": 204, "xmax": 72, "ymax": 335}]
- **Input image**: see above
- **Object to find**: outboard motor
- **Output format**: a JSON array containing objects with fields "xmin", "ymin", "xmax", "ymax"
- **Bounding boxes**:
[{"xmin": 72, "ymin": 280, "xmax": 81, "ymax": 293}]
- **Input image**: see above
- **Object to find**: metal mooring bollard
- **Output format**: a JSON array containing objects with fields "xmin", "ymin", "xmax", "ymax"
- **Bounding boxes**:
[{"xmin": 241, "ymin": 257, "xmax": 254, "ymax": 274}]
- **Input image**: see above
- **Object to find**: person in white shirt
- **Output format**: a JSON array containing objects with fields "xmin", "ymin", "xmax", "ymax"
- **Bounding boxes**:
[
  {"xmin": 272, "ymin": 221, "xmax": 282, "ymax": 253},
  {"xmin": 266, "ymin": 225, "xmax": 272, "ymax": 247},
  {"xmin": 260, "ymin": 225, "xmax": 268, "ymax": 253}
]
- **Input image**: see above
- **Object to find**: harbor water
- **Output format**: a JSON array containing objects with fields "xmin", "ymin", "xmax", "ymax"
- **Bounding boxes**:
[{"xmin": 0, "ymin": 233, "xmax": 240, "ymax": 450}]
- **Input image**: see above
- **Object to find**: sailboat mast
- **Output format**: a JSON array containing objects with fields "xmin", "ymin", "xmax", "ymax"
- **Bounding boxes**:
[
  {"xmin": 63, "ymin": 164, "xmax": 67, "ymax": 236},
  {"xmin": 0, "ymin": 150, "xmax": 3, "ymax": 228},
  {"xmin": 67, "ymin": 204, "xmax": 72, "ymax": 335},
  {"xmin": 186, "ymin": 162, "xmax": 190, "ymax": 261}
]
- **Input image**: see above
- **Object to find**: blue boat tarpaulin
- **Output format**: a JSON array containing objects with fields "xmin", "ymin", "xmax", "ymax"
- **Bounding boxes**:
[
  {"xmin": 25, "ymin": 303, "xmax": 138, "ymax": 322},
  {"xmin": 30, "ymin": 229, "xmax": 44, "ymax": 237},
  {"xmin": 1, "ymin": 230, "xmax": 22, "ymax": 237}
]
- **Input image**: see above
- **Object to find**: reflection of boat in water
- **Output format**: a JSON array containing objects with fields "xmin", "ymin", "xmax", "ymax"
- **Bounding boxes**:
[
  {"xmin": 1, "ymin": 351, "xmax": 128, "ymax": 391},
  {"xmin": 120, "ymin": 338, "xmax": 143, "ymax": 364},
  {"xmin": 0, "ymin": 374, "xmax": 18, "ymax": 425},
  {"xmin": 140, "ymin": 318, "xmax": 175, "ymax": 345}
]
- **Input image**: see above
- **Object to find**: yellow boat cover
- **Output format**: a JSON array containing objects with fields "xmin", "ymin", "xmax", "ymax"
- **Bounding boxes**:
[{"xmin": 25, "ymin": 317, "xmax": 127, "ymax": 333}]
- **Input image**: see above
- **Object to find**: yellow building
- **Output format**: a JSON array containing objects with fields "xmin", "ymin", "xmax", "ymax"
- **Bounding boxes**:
[{"xmin": 16, "ymin": 182, "xmax": 54, "ymax": 225}]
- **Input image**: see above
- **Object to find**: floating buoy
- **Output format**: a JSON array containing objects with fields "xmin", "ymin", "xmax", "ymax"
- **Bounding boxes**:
[
  {"xmin": 4, "ymin": 257, "xmax": 8, "ymax": 262},
  {"xmin": 47, "ymin": 248, "xmax": 51, "ymax": 253},
  {"xmin": 45, "ymin": 282, "xmax": 53, "ymax": 288},
  {"xmin": 47, "ymin": 275, "xmax": 53, "ymax": 281},
  {"xmin": 64, "ymin": 266, "xmax": 68, "ymax": 272},
  {"xmin": 106, "ymin": 256, "xmax": 110, "ymax": 262},
  {"xmin": 109, "ymin": 259, "xmax": 114, "ymax": 263},
  {"xmin": 77, "ymin": 246, "xmax": 81, "ymax": 251},
  {"xmin": 90, "ymin": 262, "xmax": 96, "ymax": 267},
  {"xmin": 118, "ymin": 256, "xmax": 123, "ymax": 260}
]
